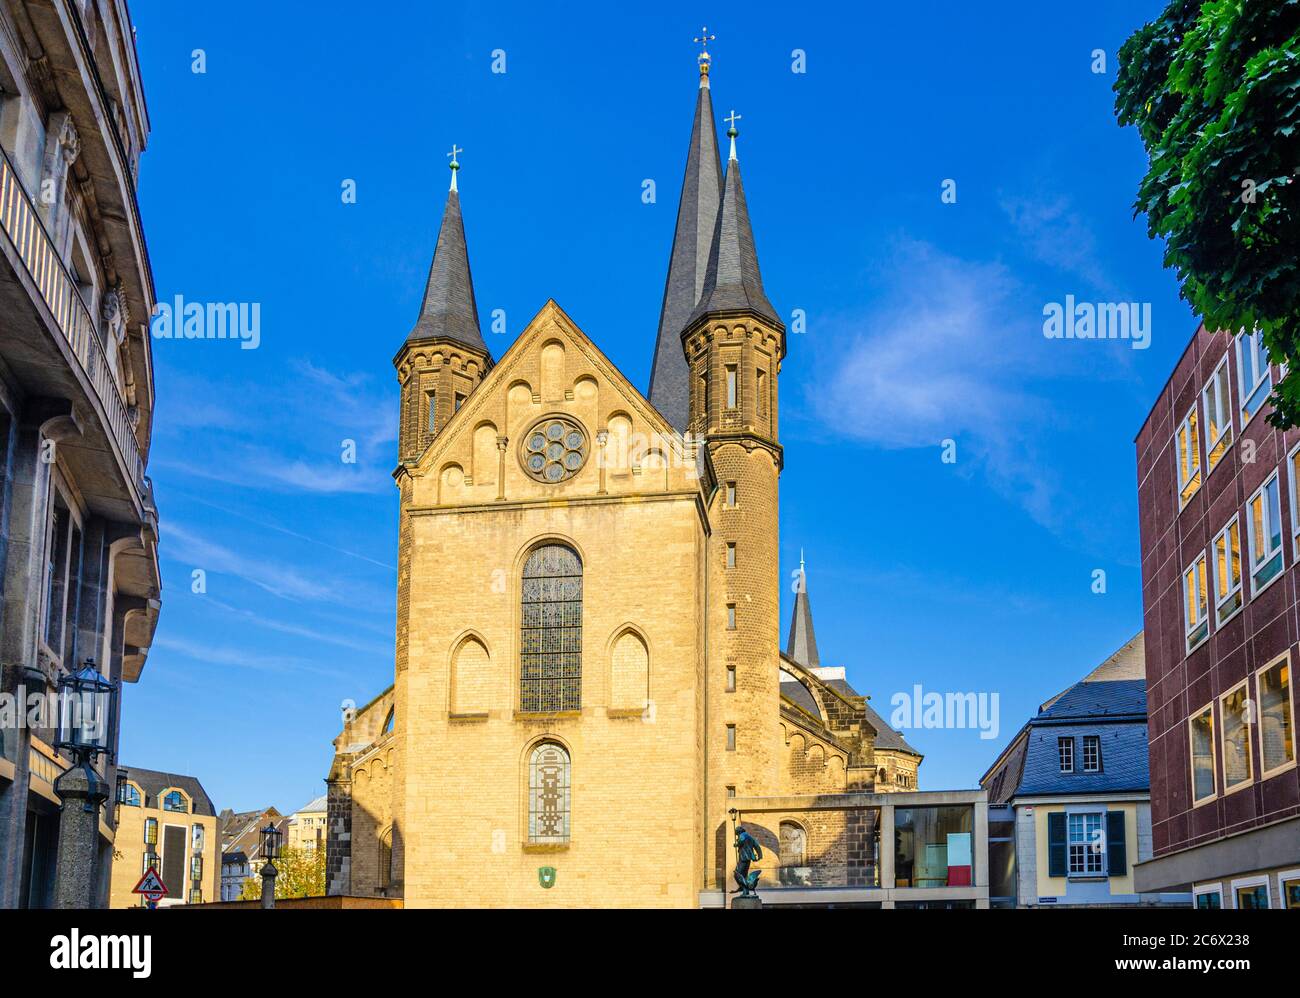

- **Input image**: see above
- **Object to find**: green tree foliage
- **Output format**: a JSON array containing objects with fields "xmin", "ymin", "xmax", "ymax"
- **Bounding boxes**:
[
  {"xmin": 238, "ymin": 846, "xmax": 326, "ymax": 901},
  {"xmin": 1115, "ymin": 1, "xmax": 1300, "ymax": 423}
]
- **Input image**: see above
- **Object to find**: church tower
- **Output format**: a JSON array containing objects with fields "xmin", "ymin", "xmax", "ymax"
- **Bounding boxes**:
[
  {"xmin": 394, "ymin": 153, "xmax": 493, "ymax": 464},
  {"xmin": 684, "ymin": 103, "xmax": 786, "ymax": 822}
]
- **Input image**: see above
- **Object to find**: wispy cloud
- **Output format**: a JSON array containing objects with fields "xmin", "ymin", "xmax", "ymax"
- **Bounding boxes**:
[
  {"xmin": 165, "ymin": 522, "xmax": 352, "ymax": 604},
  {"xmin": 805, "ymin": 239, "xmax": 1070, "ymax": 533},
  {"xmin": 151, "ymin": 635, "xmax": 352, "ymax": 681},
  {"xmin": 999, "ymin": 191, "xmax": 1115, "ymax": 299}
]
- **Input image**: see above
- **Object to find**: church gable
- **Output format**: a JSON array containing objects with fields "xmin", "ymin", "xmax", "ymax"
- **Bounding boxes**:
[{"xmin": 408, "ymin": 300, "xmax": 706, "ymax": 508}]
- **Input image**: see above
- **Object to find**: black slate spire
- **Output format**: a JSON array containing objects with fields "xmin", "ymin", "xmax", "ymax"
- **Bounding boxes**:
[
  {"xmin": 687, "ymin": 123, "xmax": 779, "ymax": 330},
  {"xmin": 786, "ymin": 553, "xmax": 820, "ymax": 669},
  {"xmin": 407, "ymin": 165, "xmax": 488, "ymax": 353},
  {"xmin": 648, "ymin": 69, "xmax": 723, "ymax": 432}
]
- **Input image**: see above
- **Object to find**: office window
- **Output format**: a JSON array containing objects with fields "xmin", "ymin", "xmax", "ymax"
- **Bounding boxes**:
[
  {"xmin": 1067, "ymin": 812, "xmax": 1104, "ymax": 876},
  {"xmin": 895, "ymin": 806, "xmax": 973, "ymax": 888},
  {"xmin": 1183, "ymin": 553, "xmax": 1210, "ymax": 651},
  {"xmin": 725, "ymin": 365, "xmax": 738, "ymax": 409},
  {"xmin": 1289, "ymin": 444, "xmax": 1300, "ymax": 557},
  {"xmin": 1058, "ymin": 737, "xmax": 1074, "ymax": 773},
  {"xmin": 1175, "ymin": 407, "xmax": 1201, "ymax": 505},
  {"xmin": 1082, "ymin": 735, "xmax": 1102, "ymax": 773},
  {"xmin": 726, "ymin": 724, "xmax": 736, "ymax": 751},
  {"xmin": 1281, "ymin": 872, "xmax": 1300, "ymax": 910},
  {"xmin": 120, "ymin": 783, "xmax": 141, "ymax": 807},
  {"xmin": 1257, "ymin": 656, "xmax": 1295, "ymax": 777},
  {"xmin": 190, "ymin": 855, "xmax": 203, "ymax": 881},
  {"xmin": 726, "ymin": 542, "xmax": 736, "ymax": 568},
  {"xmin": 1236, "ymin": 329, "xmax": 1271, "ymax": 423},
  {"xmin": 726, "ymin": 665, "xmax": 736, "ymax": 692},
  {"xmin": 188, "ymin": 889, "xmax": 202, "ymax": 905},
  {"xmin": 1202, "ymin": 355, "xmax": 1234, "ymax": 470},
  {"xmin": 1233, "ymin": 878, "xmax": 1271, "ymax": 910},
  {"xmin": 1212, "ymin": 517, "xmax": 1243, "ymax": 623},
  {"xmin": 144, "ymin": 818, "xmax": 157, "ymax": 846},
  {"xmin": 1194, "ymin": 885, "xmax": 1223, "ymax": 910},
  {"xmin": 191, "ymin": 825, "xmax": 204, "ymax": 852},
  {"xmin": 1190, "ymin": 705, "xmax": 1217, "ymax": 804},
  {"xmin": 726, "ymin": 604, "xmax": 736, "ymax": 630},
  {"xmin": 1221, "ymin": 682, "xmax": 1253, "ymax": 791},
  {"xmin": 1247, "ymin": 472, "xmax": 1284, "ymax": 592}
]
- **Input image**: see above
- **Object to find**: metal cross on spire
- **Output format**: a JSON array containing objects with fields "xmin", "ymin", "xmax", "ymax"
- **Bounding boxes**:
[
  {"xmin": 694, "ymin": 26, "xmax": 715, "ymax": 79},
  {"xmin": 725, "ymin": 109, "xmax": 741, "ymax": 159},
  {"xmin": 447, "ymin": 144, "xmax": 462, "ymax": 191}
]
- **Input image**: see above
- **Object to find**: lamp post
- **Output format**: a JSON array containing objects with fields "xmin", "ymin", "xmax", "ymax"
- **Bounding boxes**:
[
  {"xmin": 259, "ymin": 821, "xmax": 283, "ymax": 909},
  {"xmin": 51, "ymin": 660, "xmax": 117, "ymax": 909}
]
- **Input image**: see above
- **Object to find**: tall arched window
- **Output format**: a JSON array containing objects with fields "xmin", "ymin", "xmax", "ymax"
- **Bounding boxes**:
[
  {"xmin": 520, "ymin": 544, "xmax": 582, "ymax": 712},
  {"xmin": 528, "ymin": 742, "xmax": 571, "ymax": 844},
  {"xmin": 163, "ymin": 791, "xmax": 187, "ymax": 813}
]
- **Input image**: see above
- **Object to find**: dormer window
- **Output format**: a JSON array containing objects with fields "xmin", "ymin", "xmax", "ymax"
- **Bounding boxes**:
[{"xmin": 1058, "ymin": 737, "xmax": 1074, "ymax": 774}]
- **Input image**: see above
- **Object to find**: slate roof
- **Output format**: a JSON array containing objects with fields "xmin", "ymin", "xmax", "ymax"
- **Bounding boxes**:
[
  {"xmin": 1038, "ymin": 678, "xmax": 1147, "ymax": 720},
  {"xmin": 407, "ymin": 188, "xmax": 489, "ymax": 353},
  {"xmin": 686, "ymin": 151, "xmax": 779, "ymax": 330},
  {"xmin": 984, "ymin": 671, "xmax": 1151, "ymax": 799},
  {"xmin": 122, "ymin": 766, "xmax": 217, "ymax": 816},
  {"xmin": 1016, "ymin": 722, "xmax": 1151, "ymax": 796},
  {"xmin": 785, "ymin": 569, "xmax": 820, "ymax": 669},
  {"xmin": 649, "ymin": 78, "xmax": 722, "ymax": 432}
]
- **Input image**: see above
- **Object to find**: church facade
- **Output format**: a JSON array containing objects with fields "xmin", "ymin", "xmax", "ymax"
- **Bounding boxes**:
[{"xmin": 325, "ymin": 51, "xmax": 920, "ymax": 908}]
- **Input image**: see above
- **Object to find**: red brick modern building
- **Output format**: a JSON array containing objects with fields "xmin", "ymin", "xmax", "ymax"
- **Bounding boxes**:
[{"xmin": 1134, "ymin": 323, "xmax": 1300, "ymax": 909}]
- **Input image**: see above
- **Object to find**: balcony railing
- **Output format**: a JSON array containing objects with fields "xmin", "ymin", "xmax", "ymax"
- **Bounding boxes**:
[{"xmin": 0, "ymin": 145, "xmax": 145, "ymax": 505}]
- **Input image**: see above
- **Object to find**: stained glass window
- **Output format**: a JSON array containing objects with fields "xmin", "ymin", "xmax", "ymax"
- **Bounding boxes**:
[
  {"xmin": 528, "ymin": 742, "xmax": 571, "ymax": 844},
  {"xmin": 520, "ymin": 544, "xmax": 582, "ymax": 712},
  {"xmin": 520, "ymin": 417, "xmax": 589, "ymax": 484}
]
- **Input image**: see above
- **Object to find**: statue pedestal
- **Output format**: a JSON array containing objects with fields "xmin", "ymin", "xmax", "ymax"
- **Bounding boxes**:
[{"xmin": 732, "ymin": 896, "xmax": 763, "ymax": 910}]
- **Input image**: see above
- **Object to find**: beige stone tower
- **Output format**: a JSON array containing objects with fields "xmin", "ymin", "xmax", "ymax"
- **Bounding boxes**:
[
  {"xmin": 685, "ymin": 118, "xmax": 786, "ymax": 881},
  {"xmin": 387, "ymin": 158, "xmax": 493, "ymax": 895}
]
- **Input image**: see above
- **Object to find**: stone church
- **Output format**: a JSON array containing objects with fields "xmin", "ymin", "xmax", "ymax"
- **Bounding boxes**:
[{"xmin": 325, "ymin": 49, "xmax": 921, "ymax": 907}]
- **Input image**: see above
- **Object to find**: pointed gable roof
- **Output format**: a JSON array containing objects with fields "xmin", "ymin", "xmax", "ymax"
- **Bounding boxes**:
[
  {"xmin": 407, "ymin": 188, "xmax": 489, "ymax": 354},
  {"xmin": 648, "ymin": 78, "xmax": 723, "ymax": 432},
  {"xmin": 687, "ymin": 150, "xmax": 779, "ymax": 329},
  {"xmin": 786, "ymin": 561, "xmax": 820, "ymax": 668}
]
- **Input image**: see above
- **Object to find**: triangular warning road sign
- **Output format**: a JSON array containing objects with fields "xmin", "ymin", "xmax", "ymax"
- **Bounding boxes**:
[{"xmin": 132, "ymin": 866, "xmax": 168, "ymax": 898}]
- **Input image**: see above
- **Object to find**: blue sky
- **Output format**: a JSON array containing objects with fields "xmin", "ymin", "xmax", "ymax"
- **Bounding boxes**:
[{"xmin": 123, "ymin": 0, "xmax": 1192, "ymax": 811}]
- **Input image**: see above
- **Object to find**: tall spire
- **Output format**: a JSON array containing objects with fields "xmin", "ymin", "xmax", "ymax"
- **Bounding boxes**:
[
  {"xmin": 688, "ymin": 120, "xmax": 779, "ymax": 329},
  {"xmin": 648, "ymin": 36, "xmax": 724, "ymax": 432},
  {"xmin": 406, "ymin": 150, "xmax": 488, "ymax": 353},
  {"xmin": 786, "ymin": 554, "xmax": 820, "ymax": 669}
]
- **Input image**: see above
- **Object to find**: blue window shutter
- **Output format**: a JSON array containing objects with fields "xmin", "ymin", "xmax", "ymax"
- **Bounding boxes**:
[
  {"xmin": 1106, "ymin": 811, "xmax": 1127, "ymax": 877},
  {"xmin": 1047, "ymin": 811, "xmax": 1067, "ymax": 877}
]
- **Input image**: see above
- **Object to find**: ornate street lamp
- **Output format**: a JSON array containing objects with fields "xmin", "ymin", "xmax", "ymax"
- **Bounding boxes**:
[
  {"xmin": 51, "ymin": 659, "xmax": 118, "ymax": 909},
  {"xmin": 259, "ymin": 821, "xmax": 283, "ymax": 909}
]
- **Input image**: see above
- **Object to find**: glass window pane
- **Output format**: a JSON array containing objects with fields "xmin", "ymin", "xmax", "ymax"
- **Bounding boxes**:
[
  {"xmin": 1221, "ymin": 686, "xmax": 1253, "ymax": 789},
  {"xmin": 1258, "ymin": 660, "xmax": 1294, "ymax": 773},
  {"xmin": 1190, "ymin": 708, "xmax": 1216, "ymax": 803},
  {"xmin": 893, "ymin": 806, "xmax": 974, "ymax": 888}
]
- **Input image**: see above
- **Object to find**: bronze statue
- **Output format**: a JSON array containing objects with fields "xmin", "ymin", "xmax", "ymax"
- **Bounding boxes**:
[{"xmin": 732, "ymin": 825, "xmax": 763, "ymax": 897}]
